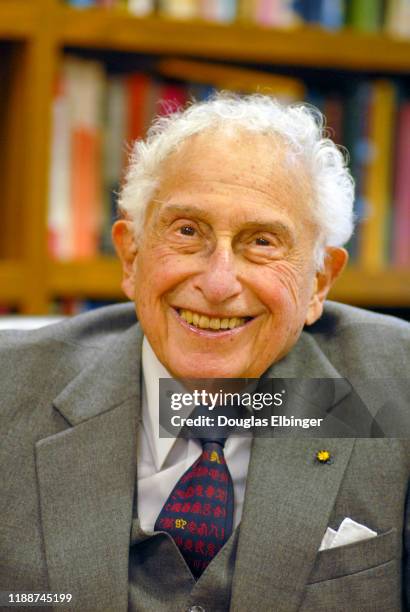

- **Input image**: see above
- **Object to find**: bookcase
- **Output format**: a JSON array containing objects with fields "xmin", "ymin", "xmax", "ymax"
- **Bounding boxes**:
[{"xmin": 1, "ymin": 0, "xmax": 410, "ymax": 314}]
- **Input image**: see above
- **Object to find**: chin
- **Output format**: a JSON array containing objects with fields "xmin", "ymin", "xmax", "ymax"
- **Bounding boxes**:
[{"xmin": 167, "ymin": 356, "xmax": 249, "ymax": 379}]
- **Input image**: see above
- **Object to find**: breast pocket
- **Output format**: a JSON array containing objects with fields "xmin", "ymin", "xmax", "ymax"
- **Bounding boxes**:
[
  {"xmin": 301, "ymin": 529, "xmax": 401, "ymax": 612},
  {"xmin": 309, "ymin": 527, "xmax": 398, "ymax": 583}
]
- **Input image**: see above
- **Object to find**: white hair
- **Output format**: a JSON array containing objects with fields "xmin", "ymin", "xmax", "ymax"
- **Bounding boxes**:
[{"xmin": 118, "ymin": 92, "xmax": 355, "ymax": 268}]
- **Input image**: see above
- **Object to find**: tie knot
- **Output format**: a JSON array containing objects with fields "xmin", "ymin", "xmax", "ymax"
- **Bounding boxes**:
[{"xmin": 199, "ymin": 437, "xmax": 227, "ymax": 449}]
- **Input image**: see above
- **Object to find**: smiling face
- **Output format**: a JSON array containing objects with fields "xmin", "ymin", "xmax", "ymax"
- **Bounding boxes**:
[{"xmin": 113, "ymin": 129, "xmax": 347, "ymax": 378}]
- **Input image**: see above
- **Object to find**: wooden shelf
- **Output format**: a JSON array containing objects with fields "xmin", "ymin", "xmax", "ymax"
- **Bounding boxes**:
[
  {"xmin": 48, "ymin": 258, "xmax": 123, "ymax": 298},
  {"xmin": 0, "ymin": 1, "xmax": 40, "ymax": 39},
  {"xmin": 0, "ymin": 261, "xmax": 25, "ymax": 302},
  {"xmin": 329, "ymin": 268, "xmax": 410, "ymax": 306},
  {"xmin": 57, "ymin": 9, "xmax": 410, "ymax": 73}
]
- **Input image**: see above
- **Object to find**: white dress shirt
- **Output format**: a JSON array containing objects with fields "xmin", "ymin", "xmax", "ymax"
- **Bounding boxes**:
[{"xmin": 137, "ymin": 337, "xmax": 252, "ymax": 532}]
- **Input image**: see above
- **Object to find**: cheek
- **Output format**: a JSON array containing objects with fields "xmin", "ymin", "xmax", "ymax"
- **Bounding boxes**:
[
  {"xmin": 270, "ymin": 262, "xmax": 309, "ymax": 305},
  {"xmin": 133, "ymin": 248, "xmax": 192, "ymax": 307},
  {"xmin": 252, "ymin": 264, "xmax": 312, "ymax": 341},
  {"xmin": 252, "ymin": 264, "xmax": 302, "ymax": 313}
]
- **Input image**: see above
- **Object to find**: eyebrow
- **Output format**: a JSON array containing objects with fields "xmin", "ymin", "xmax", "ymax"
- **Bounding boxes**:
[
  {"xmin": 155, "ymin": 202, "xmax": 295, "ymax": 243},
  {"xmin": 154, "ymin": 202, "xmax": 213, "ymax": 223}
]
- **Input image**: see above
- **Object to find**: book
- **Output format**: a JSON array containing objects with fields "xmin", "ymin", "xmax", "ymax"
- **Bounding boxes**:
[
  {"xmin": 49, "ymin": 57, "xmax": 107, "ymax": 259},
  {"xmin": 237, "ymin": 0, "xmax": 254, "ymax": 22},
  {"xmin": 392, "ymin": 100, "xmax": 410, "ymax": 266},
  {"xmin": 254, "ymin": 0, "xmax": 282, "ymax": 27},
  {"xmin": 320, "ymin": 0, "xmax": 345, "ymax": 29},
  {"xmin": 69, "ymin": 58, "xmax": 105, "ymax": 259},
  {"xmin": 96, "ymin": 0, "xmax": 116, "ymax": 7},
  {"xmin": 292, "ymin": 0, "xmax": 322, "ymax": 23},
  {"xmin": 198, "ymin": 0, "xmax": 237, "ymax": 22},
  {"xmin": 66, "ymin": 0, "xmax": 95, "ymax": 6},
  {"xmin": 126, "ymin": 72, "xmax": 152, "ymax": 144},
  {"xmin": 384, "ymin": 0, "xmax": 410, "ymax": 39},
  {"xmin": 48, "ymin": 70, "xmax": 72, "ymax": 259},
  {"xmin": 342, "ymin": 82, "xmax": 372, "ymax": 262},
  {"xmin": 347, "ymin": 0, "xmax": 383, "ymax": 32},
  {"xmin": 127, "ymin": 0, "xmax": 155, "ymax": 16},
  {"xmin": 323, "ymin": 93, "xmax": 344, "ymax": 145},
  {"xmin": 360, "ymin": 80, "xmax": 397, "ymax": 269},
  {"xmin": 156, "ymin": 83, "xmax": 189, "ymax": 116},
  {"xmin": 100, "ymin": 75, "xmax": 127, "ymax": 254},
  {"xmin": 238, "ymin": 0, "xmax": 301, "ymax": 27},
  {"xmin": 158, "ymin": 0, "xmax": 198, "ymax": 19}
]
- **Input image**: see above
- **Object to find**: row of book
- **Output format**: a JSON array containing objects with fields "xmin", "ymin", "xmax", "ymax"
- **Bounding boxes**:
[
  {"xmin": 310, "ymin": 81, "xmax": 410, "ymax": 269},
  {"xmin": 64, "ymin": 0, "xmax": 410, "ymax": 38},
  {"xmin": 48, "ymin": 55, "xmax": 410, "ymax": 267}
]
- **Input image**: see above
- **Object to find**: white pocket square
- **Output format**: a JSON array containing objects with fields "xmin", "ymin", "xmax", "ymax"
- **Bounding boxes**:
[{"xmin": 319, "ymin": 517, "xmax": 377, "ymax": 551}]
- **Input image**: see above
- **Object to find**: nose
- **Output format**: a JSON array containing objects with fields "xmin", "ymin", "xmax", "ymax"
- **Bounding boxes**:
[{"xmin": 193, "ymin": 242, "xmax": 242, "ymax": 305}]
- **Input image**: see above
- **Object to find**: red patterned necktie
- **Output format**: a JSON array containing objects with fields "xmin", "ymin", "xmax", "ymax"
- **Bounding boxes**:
[{"xmin": 154, "ymin": 433, "xmax": 234, "ymax": 578}]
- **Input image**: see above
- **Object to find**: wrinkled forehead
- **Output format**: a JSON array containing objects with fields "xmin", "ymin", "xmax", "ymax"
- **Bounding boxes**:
[{"xmin": 156, "ymin": 128, "xmax": 313, "ymax": 201}]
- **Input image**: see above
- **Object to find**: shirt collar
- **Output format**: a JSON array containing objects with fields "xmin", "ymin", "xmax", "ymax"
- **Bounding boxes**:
[
  {"xmin": 141, "ymin": 337, "xmax": 261, "ymax": 470},
  {"xmin": 141, "ymin": 336, "xmax": 178, "ymax": 471}
]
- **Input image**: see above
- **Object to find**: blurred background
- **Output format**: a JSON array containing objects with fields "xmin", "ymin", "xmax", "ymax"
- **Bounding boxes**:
[{"xmin": 0, "ymin": 0, "xmax": 410, "ymax": 320}]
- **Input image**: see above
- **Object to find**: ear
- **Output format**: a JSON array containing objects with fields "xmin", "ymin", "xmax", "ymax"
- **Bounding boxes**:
[
  {"xmin": 305, "ymin": 247, "xmax": 348, "ymax": 326},
  {"xmin": 112, "ymin": 219, "xmax": 139, "ymax": 301}
]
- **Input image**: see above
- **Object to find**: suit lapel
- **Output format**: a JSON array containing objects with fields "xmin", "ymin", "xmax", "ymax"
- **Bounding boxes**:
[
  {"xmin": 35, "ymin": 324, "xmax": 143, "ymax": 611},
  {"xmin": 231, "ymin": 437, "xmax": 355, "ymax": 612},
  {"xmin": 231, "ymin": 331, "xmax": 356, "ymax": 612}
]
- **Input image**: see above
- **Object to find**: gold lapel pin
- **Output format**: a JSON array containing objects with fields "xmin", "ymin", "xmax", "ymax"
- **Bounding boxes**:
[{"xmin": 315, "ymin": 450, "xmax": 333, "ymax": 464}]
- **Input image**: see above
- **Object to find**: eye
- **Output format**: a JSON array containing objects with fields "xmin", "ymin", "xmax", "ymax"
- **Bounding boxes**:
[
  {"xmin": 179, "ymin": 225, "xmax": 196, "ymax": 236},
  {"xmin": 255, "ymin": 237, "xmax": 271, "ymax": 246}
]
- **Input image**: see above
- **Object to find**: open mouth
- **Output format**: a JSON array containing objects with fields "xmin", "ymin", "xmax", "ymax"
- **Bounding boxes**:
[{"xmin": 176, "ymin": 308, "xmax": 253, "ymax": 332}]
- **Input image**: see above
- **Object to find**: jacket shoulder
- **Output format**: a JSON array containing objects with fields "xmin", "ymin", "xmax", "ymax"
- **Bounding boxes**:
[
  {"xmin": 0, "ymin": 303, "xmax": 138, "ymax": 422},
  {"xmin": 0, "ymin": 303, "xmax": 137, "ymax": 352},
  {"xmin": 308, "ymin": 301, "xmax": 410, "ymax": 376}
]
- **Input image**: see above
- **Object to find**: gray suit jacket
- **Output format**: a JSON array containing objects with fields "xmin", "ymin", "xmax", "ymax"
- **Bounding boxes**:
[{"xmin": 0, "ymin": 301, "xmax": 409, "ymax": 611}]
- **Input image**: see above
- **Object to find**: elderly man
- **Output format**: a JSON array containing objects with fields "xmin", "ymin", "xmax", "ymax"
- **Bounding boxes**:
[{"xmin": 0, "ymin": 94, "xmax": 409, "ymax": 611}]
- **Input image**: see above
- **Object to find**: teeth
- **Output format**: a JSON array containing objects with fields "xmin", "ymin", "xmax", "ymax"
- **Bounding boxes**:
[
  {"xmin": 185, "ymin": 310, "xmax": 193, "ymax": 324},
  {"xmin": 210, "ymin": 318, "xmax": 220, "ymax": 330},
  {"xmin": 179, "ymin": 309, "xmax": 247, "ymax": 331},
  {"xmin": 199, "ymin": 315, "xmax": 209, "ymax": 329}
]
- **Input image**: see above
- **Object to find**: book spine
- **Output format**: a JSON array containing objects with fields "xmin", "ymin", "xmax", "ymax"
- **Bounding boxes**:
[
  {"xmin": 158, "ymin": 0, "xmax": 198, "ymax": 19},
  {"xmin": 70, "ymin": 59, "xmax": 105, "ymax": 259},
  {"xmin": 292, "ymin": 0, "xmax": 309, "ymax": 21},
  {"xmin": 127, "ymin": 0, "xmax": 155, "ymax": 15},
  {"xmin": 384, "ymin": 0, "xmax": 410, "ymax": 39},
  {"xmin": 48, "ymin": 71, "xmax": 72, "ymax": 259},
  {"xmin": 392, "ymin": 101, "xmax": 410, "ymax": 266},
  {"xmin": 347, "ymin": 0, "xmax": 383, "ymax": 32},
  {"xmin": 66, "ymin": 0, "xmax": 96, "ymax": 6},
  {"xmin": 342, "ymin": 82, "xmax": 371, "ymax": 263},
  {"xmin": 306, "ymin": 0, "xmax": 323, "ymax": 23},
  {"xmin": 254, "ymin": 0, "xmax": 280, "ymax": 27},
  {"xmin": 360, "ymin": 80, "xmax": 396, "ymax": 269},
  {"xmin": 156, "ymin": 83, "xmax": 189, "ymax": 116},
  {"xmin": 126, "ymin": 73, "xmax": 152, "ymax": 144},
  {"xmin": 100, "ymin": 75, "xmax": 127, "ymax": 254},
  {"xmin": 320, "ymin": 0, "xmax": 345, "ymax": 29},
  {"xmin": 217, "ymin": 0, "xmax": 238, "ymax": 22},
  {"xmin": 201, "ymin": 0, "xmax": 238, "ymax": 22},
  {"xmin": 323, "ymin": 94, "xmax": 344, "ymax": 145},
  {"xmin": 97, "ymin": 0, "xmax": 117, "ymax": 7}
]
